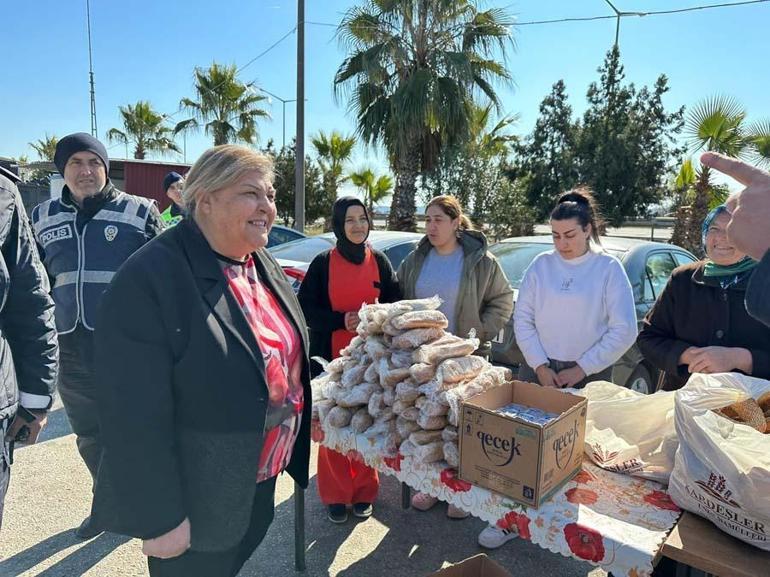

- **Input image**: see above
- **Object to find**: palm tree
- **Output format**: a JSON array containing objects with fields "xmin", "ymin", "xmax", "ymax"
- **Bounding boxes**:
[
  {"xmin": 107, "ymin": 101, "xmax": 180, "ymax": 160},
  {"xmin": 175, "ymin": 63, "xmax": 270, "ymax": 146},
  {"xmin": 334, "ymin": 1, "xmax": 515, "ymax": 230},
  {"xmin": 312, "ymin": 130, "xmax": 356, "ymax": 229},
  {"xmin": 29, "ymin": 134, "xmax": 58, "ymax": 161},
  {"xmin": 349, "ymin": 167, "xmax": 394, "ymax": 217},
  {"xmin": 671, "ymin": 96, "xmax": 770, "ymax": 255}
]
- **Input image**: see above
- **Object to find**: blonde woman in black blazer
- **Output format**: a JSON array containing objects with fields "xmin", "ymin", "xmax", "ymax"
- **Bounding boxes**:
[{"xmin": 91, "ymin": 146, "xmax": 311, "ymax": 577}]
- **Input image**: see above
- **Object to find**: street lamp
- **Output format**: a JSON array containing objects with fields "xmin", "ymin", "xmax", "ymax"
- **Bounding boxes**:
[{"xmin": 259, "ymin": 87, "xmax": 297, "ymax": 149}]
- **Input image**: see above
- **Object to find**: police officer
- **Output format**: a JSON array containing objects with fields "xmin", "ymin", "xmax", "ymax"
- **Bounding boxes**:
[
  {"xmin": 0, "ymin": 166, "xmax": 58, "ymax": 530},
  {"xmin": 160, "ymin": 171, "xmax": 185, "ymax": 227},
  {"xmin": 30, "ymin": 133, "xmax": 165, "ymax": 539}
]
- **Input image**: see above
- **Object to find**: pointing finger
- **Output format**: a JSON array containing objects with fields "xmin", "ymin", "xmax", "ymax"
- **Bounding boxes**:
[{"xmin": 701, "ymin": 152, "xmax": 769, "ymax": 186}]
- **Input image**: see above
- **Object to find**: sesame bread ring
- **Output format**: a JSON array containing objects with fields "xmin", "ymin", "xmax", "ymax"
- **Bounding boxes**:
[
  {"xmin": 757, "ymin": 391, "xmax": 770, "ymax": 416},
  {"xmin": 730, "ymin": 398, "xmax": 767, "ymax": 433}
]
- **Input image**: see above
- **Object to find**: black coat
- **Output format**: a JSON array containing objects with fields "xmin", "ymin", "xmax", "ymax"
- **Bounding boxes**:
[
  {"xmin": 297, "ymin": 247, "xmax": 400, "ymax": 377},
  {"xmin": 0, "ymin": 172, "xmax": 58, "ymax": 424},
  {"xmin": 91, "ymin": 218, "xmax": 311, "ymax": 552},
  {"xmin": 637, "ymin": 261, "xmax": 770, "ymax": 391}
]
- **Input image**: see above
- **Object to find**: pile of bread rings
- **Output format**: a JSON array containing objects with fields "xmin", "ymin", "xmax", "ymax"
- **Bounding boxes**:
[{"xmin": 714, "ymin": 392, "xmax": 770, "ymax": 433}]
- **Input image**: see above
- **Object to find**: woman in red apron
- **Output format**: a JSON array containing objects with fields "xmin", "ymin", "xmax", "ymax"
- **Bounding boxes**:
[{"xmin": 298, "ymin": 197, "xmax": 400, "ymax": 523}]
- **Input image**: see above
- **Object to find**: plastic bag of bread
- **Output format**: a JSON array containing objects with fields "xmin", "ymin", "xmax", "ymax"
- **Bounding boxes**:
[
  {"xmin": 668, "ymin": 373, "xmax": 770, "ymax": 551},
  {"xmin": 401, "ymin": 406, "xmax": 420, "ymax": 422},
  {"xmin": 397, "ymin": 415, "xmax": 421, "ymax": 438},
  {"xmin": 410, "ymin": 363, "xmax": 436, "ymax": 384},
  {"xmin": 390, "ymin": 350, "xmax": 414, "ymax": 368},
  {"xmin": 376, "ymin": 407, "xmax": 395, "ymax": 423},
  {"xmin": 341, "ymin": 364, "xmax": 368, "ymax": 389},
  {"xmin": 409, "ymin": 429, "xmax": 443, "ymax": 445},
  {"xmin": 312, "ymin": 398, "xmax": 336, "ymax": 422},
  {"xmin": 340, "ymin": 336, "xmax": 365, "ymax": 357},
  {"xmin": 325, "ymin": 406, "xmax": 353, "ymax": 429},
  {"xmin": 412, "ymin": 440, "xmax": 444, "ymax": 463},
  {"xmin": 417, "ymin": 413, "xmax": 448, "ymax": 430},
  {"xmin": 443, "ymin": 366, "xmax": 511, "ymax": 423},
  {"xmin": 419, "ymin": 397, "xmax": 449, "ymax": 417},
  {"xmin": 368, "ymin": 392, "xmax": 386, "ymax": 418},
  {"xmin": 336, "ymin": 382, "xmax": 380, "ymax": 408},
  {"xmin": 364, "ymin": 361, "xmax": 379, "ymax": 384},
  {"xmin": 400, "ymin": 438, "xmax": 418, "ymax": 457},
  {"xmin": 391, "ymin": 310, "xmax": 448, "ymax": 331},
  {"xmin": 442, "ymin": 426, "xmax": 458, "ymax": 443},
  {"xmin": 382, "ymin": 387, "xmax": 396, "ymax": 407},
  {"xmin": 364, "ymin": 336, "xmax": 390, "ymax": 360},
  {"xmin": 386, "ymin": 296, "xmax": 442, "ymax": 318},
  {"xmin": 364, "ymin": 415, "xmax": 397, "ymax": 438},
  {"xmin": 351, "ymin": 408, "xmax": 374, "ymax": 433},
  {"xmin": 392, "ymin": 327, "xmax": 445, "ymax": 350},
  {"xmin": 444, "ymin": 442, "xmax": 460, "ymax": 468},
  {"xmin": 436, "ymin": 355, "xmax": 487, "ymax": 385},
  {"xmin": 382, "ymin": 318, "xmax": 405, "ymax": 337},
  {"xmin": 326, "ymin": 356, "xmax": 347, "ymax": 376},
  {"xmin": 310, "ymin": 370, "xmax": 338, "ymax": 402},
  {"xmin": 395, "ymin": 380, "xmax": 420, "ymax": 403},
  {"xmin": 413, "ymin": 335, "xmax": 479, "ymax": 365},
  {"xmin": 392, "ymin": 399, "xmax": 414, "ymax": 415},
  {"xmin": 381, "ymin": 366, "xmax": 412, "ymax": 388}
]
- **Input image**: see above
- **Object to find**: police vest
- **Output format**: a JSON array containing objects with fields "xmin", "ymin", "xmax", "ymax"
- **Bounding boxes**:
[
  {"xmin": 31, "ymin": 191, "xmax": 155, "ymax": 333},
  {"xmin": 160, "ymin": 204, "xmax": 183, "ymax": 227}
]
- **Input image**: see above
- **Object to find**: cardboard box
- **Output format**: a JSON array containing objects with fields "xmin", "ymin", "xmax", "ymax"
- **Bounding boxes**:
[
  {"xmin": 459, "ymin": 380, "xmax": 587, "ymax": 508},
  {"xmin": 426, "ymin": 554, "xmax": 513, "ymax": 577}
]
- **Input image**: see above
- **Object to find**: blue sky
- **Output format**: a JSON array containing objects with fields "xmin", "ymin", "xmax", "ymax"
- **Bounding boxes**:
[{"xmin": 2, "ymin": 0, "xmax": 767, "ymax": 189}]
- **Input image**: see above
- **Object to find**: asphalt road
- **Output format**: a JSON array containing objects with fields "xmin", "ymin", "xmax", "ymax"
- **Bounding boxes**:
[{"xmin": 0, "ymin": 401, "xmax": 605, "ymax": 577}]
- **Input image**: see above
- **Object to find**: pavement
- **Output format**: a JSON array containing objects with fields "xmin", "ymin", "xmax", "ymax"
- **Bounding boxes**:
[{"xmin": 0, "ymin": 400, "xmax": 606, "ymax": 577}]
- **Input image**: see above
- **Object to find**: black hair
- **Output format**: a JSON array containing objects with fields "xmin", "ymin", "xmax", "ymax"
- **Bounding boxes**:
[{"xmin": 550, "ymin": 186, "xmax": 603, "ymax": 245}]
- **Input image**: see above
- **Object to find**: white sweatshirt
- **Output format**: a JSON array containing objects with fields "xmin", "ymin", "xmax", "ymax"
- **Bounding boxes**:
[{"xmin": 513, "ymin": 248, "xmax": 637, "ymax": 376}]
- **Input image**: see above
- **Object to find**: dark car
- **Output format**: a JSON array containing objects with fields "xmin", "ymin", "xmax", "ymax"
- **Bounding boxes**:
[
  {"xmin": 267, "ymin": 224, "xmax": 306, "ymax": 248},
  {"xmin": 268, "ymin": 230, "xmax": 424, "ymax": 292},
  {"xmin": 489, "ymin": 236, "xmax": 697, "ymax": 394}
]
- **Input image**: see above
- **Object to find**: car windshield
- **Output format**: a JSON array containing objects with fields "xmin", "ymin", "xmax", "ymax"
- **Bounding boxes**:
[
  {"xmin": 489, "ymin": 241, "xmax": 626, "ymax": 289},
  {"xmin": 268, "ymin": 236, "xmax": 333, "ymax": 262},
  {"xmin": 489, "ymin": 243, "xmax": 553, "ymax": 289}
]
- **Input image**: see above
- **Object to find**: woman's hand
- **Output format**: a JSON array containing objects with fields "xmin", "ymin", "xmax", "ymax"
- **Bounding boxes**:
[
  {"xmin": 142, "ymin": 518, "xmax": 191, "ymax": 559},
  {"xmin": 687, "ymin": 346, "xmax": 752, "ymax": 374},
  {"xmin": 535, "ymin": 364, "xmax": 562, "ymax": 388},
  {"xmin": 344, "ymin": 312, "xmax": 359, "ymax": 332},
  {"xmin": 557, "ymin": 365, "xmax": 587, "ymax": 388}
]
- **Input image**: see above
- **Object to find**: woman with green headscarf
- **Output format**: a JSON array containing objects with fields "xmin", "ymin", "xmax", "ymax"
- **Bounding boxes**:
[{"xmin": 637, "ymin": 205, "xmax": 770, "ymax": 391}]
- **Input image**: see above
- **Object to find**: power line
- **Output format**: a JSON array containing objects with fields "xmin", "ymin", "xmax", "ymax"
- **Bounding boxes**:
[
  {"xmin": 164, "ymin": 26, "xmax": 297, "ymax": 123},
  {"xmin": 306, "ymin": 0, "xmax": 769, "ymax": 29}
]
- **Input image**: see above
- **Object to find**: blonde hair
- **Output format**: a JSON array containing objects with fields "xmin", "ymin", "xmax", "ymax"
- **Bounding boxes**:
[
  {"xmin": 426, "ymin": 195, "xmax": 473, "ymax": 230},
  {"xmin": 183, "ymin": 145, "xmax": 274, "ymax": 215}
]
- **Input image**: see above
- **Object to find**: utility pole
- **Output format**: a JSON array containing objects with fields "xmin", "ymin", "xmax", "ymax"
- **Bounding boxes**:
[
  {"xmin": 602, "ymin": 0, "xmax": 645, "ymax": 48},
  {"xmin": 294, "ymin": 0, "xmax": 305, "ymax": 232},
  {"xmin": 86, "ymin": 0, "xmax": 98, "ymax": 137}
]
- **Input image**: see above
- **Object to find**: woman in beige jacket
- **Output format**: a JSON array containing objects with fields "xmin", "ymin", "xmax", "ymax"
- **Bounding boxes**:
[{"xmin": 397, "ymin": 195, "xmax": 513, "ymax": 517}]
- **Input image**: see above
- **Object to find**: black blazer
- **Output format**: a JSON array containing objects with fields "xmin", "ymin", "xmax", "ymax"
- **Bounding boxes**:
[
  {"xmin": 297, "ymin": 247, "xmax": 400, "ymax": 377},
  {"xmin": 91, "ymin": 218, "xmax": 311, "ymax": 552}
]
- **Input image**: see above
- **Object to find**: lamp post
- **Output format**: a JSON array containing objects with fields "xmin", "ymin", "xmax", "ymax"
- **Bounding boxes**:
[{"xmin": 259, "ymin": 88, "xmax": 297, "ymax": 149}]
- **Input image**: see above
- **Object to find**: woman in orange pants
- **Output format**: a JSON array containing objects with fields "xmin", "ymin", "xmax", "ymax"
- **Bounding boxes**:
[{"xmin": 298, "ymin": 197, "xmax": 400, "ymax": 523}]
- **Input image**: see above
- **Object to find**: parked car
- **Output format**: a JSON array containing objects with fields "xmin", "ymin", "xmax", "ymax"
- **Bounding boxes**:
[
  {"xmin": 489, "ymin": 236, "xmax": 697, "ymax": 394},
  {"xmin": 268, "ymin": 230, "xmax": 424, "ymax": 292},
  {"xmin": 267, "ymin": 224, "xmax": 306, "ymax": 248}
]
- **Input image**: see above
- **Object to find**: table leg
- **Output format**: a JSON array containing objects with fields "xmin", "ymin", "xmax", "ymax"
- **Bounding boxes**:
[
  {"xmin": 294, "ymin": 481, "xmax": 306, "ymax": 572},
  {"xmin": 401, "ymin": 482, "xmax": 411, "ymax": 510}
]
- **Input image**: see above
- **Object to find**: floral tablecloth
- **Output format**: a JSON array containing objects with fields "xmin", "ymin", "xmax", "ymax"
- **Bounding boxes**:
[{"xmin": 319, "ymin": 422, "xmax": 681, "ymax": 577}]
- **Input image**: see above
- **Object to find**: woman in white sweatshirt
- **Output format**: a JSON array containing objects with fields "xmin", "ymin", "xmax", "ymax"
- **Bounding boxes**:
[
  {"xmin": 478, "ymin": 187, "xmax": 637, "ymax": 550},
  {"xmin": 513, "ymin": 188, "xmax": 637, "ymax": 388}
]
